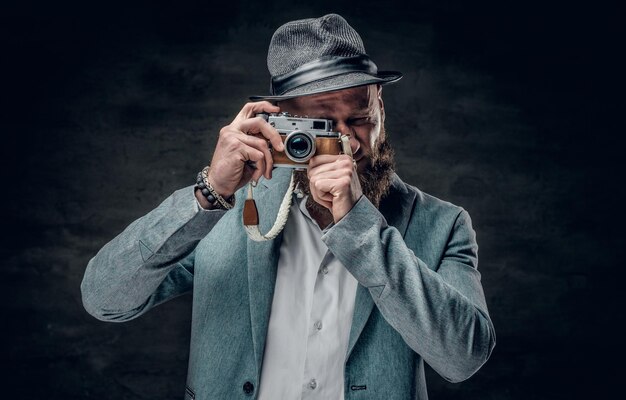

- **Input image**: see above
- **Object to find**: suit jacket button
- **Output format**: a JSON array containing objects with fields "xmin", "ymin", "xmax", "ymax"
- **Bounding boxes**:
[{"xmin": 243, "ymin": 381, "xmax": 254, "ymax": 395}]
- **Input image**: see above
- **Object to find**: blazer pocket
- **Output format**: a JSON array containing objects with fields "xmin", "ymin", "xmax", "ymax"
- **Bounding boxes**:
[{"xmin": 184, "ymin": 386, "xmax": 195, "ymax": 400}]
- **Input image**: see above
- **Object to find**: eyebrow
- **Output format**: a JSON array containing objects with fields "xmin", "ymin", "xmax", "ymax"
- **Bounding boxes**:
[{"xmin": 349, "ymin": 111, "xmax": 377, "ymax": 119}]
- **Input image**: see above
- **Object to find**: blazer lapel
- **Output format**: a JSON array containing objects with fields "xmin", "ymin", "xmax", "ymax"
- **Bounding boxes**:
[
  {"xmin": 346, "ymin": 173, "xmax": 417, "ymax": 358},
  {"xmin": 246, "ymin": 169, "xmax": 293, "ymax": 371},
  {"xmin": 244, "ymin": 171, "xmax": 418, "ymax": 365}
]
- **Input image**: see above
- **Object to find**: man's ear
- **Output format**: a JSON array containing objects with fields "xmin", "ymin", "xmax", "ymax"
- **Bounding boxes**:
[{"xmin": 377, "ymin": 84, "xmax": 385, "ymax": 122}]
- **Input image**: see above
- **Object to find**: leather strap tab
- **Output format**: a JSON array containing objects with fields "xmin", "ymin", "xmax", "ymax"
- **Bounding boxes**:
[{"xmin": 243, "ymin": 199, "xmax": 260, "ymax": 226}]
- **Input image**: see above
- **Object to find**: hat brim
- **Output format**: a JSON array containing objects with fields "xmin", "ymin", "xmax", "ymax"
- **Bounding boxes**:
[{"xmin": 249, "ymin": 71, "xmax": 402, "ymax": 101}]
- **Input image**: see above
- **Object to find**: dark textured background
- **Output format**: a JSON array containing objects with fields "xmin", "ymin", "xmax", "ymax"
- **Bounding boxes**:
[{"xmin": 2, "ymin": 0, "xmax": 623, "ymax": 399}]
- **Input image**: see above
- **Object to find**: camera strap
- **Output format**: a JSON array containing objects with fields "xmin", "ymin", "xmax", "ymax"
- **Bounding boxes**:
[
  {"xmin": 243, "ymin": 171, "xmax": 295, "ymax": 242},
  {"xmin": 243, "ymin": 135, "xmax": 352, "ymax": 242}
]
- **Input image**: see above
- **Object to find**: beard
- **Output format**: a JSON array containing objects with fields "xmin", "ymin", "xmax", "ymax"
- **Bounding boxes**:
[{"xmin": 293, "ymin": 125, "xmax": 396, "ymax": 218}]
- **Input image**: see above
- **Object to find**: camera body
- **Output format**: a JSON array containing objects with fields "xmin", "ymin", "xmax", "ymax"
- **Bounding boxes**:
[{"xmin": 257, "ymin": 112, "xmax": 342, "ymax": 169}]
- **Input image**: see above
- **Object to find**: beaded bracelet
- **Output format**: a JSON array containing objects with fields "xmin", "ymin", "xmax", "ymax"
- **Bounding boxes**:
[{"xmin": 195, "ymin": 166, "xmax": 235, "ymax": 210}]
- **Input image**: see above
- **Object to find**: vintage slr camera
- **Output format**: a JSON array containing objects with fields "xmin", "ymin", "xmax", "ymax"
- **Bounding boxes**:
[{"xmin": 257, "ymin": 112, "xmax": 342, "ymax": 168}]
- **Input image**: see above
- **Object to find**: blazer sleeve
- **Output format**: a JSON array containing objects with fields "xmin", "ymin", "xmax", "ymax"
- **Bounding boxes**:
[
  {"xmin": 80, "ymin": 184, "xmax": 226, "ymax": 322},
  {"xmin": 322, "ymin": 196, "xmax": 496, "ymax": 383}
]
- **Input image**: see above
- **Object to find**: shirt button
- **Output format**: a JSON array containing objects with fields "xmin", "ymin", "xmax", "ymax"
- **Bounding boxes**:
[
  {"xmin": 321, "ymin": 265, "xmax": 329, "ymax": 275},
  {"xmin": 243, "ymin": 381, "xmax": 254, "ymax": 395},
  {"xmin": 308, "ymin": 378, "xmax": 317, "ymax": 390},
  {"xmin": 314, "ymin": 320, "xmax": 323, "ymax": 331}
]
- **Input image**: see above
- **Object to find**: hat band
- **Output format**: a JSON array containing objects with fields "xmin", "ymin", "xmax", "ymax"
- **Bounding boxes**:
[{"xmin": 270, "ymin": 54, "xmax": 378, "ymax": 95}]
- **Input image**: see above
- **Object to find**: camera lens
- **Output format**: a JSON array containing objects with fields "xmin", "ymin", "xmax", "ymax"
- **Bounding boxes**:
[
  {"xmin": 289, "ymin": 137, "xmax": 310, "ymax": 157},
  {"xmin": 285, "ymin": 131, "xmax": 315, "ymax": 162}
]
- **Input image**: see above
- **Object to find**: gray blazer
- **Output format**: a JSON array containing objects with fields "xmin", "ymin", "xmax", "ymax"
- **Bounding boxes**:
[{"xmin": 81, "ymin": 168, "xmax": 495, "ymax": 400}]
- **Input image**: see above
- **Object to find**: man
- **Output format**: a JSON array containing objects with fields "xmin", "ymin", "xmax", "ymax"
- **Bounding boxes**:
[{"xmin": 81, "ymin": 14, "xmax": 495, "ymax": 400}]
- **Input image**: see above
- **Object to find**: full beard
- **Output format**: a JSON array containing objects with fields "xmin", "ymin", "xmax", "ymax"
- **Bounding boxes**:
[{"xmin": 293, "ymin": 126, "xmax": 396, "ymax": 218}]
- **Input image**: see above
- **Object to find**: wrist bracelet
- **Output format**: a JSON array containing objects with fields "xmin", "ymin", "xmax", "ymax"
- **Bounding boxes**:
[{"xmin": 195, "ymin": 166, "xmax": 235, "ymax": 210}]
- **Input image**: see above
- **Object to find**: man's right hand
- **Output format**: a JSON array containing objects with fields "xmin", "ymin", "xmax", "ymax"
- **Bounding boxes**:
[{"xmin": 207, "ymin": 101, "xmax": 285, "ymax": 198}]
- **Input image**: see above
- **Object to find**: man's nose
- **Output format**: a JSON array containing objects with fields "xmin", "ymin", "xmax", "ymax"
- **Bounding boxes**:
[{"xmin": 335, "ymin": 121, "xmax": 352, "ymax": 136}]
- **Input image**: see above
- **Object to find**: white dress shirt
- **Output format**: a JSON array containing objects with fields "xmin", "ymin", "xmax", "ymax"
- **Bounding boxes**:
[{"xmin": 257, "ymin": 195, "xmax": 359, "ymax": 400}]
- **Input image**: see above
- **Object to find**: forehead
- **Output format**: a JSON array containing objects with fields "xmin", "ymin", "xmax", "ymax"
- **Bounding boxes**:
[{"xmin": 280, "ymin": 85, "xmax": 376, "ymax": 116}]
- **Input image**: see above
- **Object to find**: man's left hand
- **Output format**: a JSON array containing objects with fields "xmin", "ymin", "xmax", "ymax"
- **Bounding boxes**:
[{"xmin": 307, "ymin": 154, "xmax": 362, "ymax": 223}]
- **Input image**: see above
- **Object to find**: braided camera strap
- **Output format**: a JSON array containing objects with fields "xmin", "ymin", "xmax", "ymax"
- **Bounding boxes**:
[
  {"xmin": 243, "ymin": 171, "xmax": 295, "ymax": 242},
  {"xmin": 242, "ymin": 135, "xmax": 352, "ymax": 242}
]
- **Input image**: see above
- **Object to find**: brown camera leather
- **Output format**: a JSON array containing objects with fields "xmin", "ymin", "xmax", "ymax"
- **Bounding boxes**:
[{"xmin": 272, "ymin": 135, "xmax": 342, "ymax": 166}]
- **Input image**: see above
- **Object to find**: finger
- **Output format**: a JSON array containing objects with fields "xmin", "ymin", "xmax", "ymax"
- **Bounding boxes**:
[
  {"xmin": 317, "ymin": 199, "xmax": 333, "ymax": 209},
  {"xmin": 237, "ymin": 135, "xmax": 274, "ymax": 179},
  {"xmin": 308, "ymin": 155, "xmax": 354, "ymax": 178},
  {"xmin": 236, "ymin": 134, "xmax": 274, "ymax": 178},
  {"xmin": 233, "ymin": 101, "xmax": 280, "ymax": 125},
  {"xmin": 217, "ymin": 130, "xmax": 274, "ymax": 179},
  {"xmin": 246, "ymin": 157, "xmax": 267, "ymax": 184},
  {"xmin": 309, "ymin": 189, "xmax": 332, "ymax": 210},
  {"xmin": 237, "ymin": 117, "xmax": 285, "ymax": 152},
  {"xmin": 239, "ymin": 146, "xmax": 266, "ymax": 183},
  {"xmin": 308, "ymin": 154, "xmax": 353, "ymax": 170},
  {"xmin": 218, "ymin": 129, "xmax": 271, "ymax": 165},
  {"xmin": 311, "ymin": 176, "xmax": 353, "ymax": 197},
  {"xmin": 317, "ymin": 191, "xmax": 334, "ymax": 202},
  {"xmin": 238, "ymin": 144, "xmax": 265, "ymax": 164},
  {"xmin": 308, "ymin": 174, "xmax": 346, "ymax": 207},
  {"xmin": 309, "ymin": 169, "xmax": 352, "ymax": 183},
  {"xmin": 251, "ymin": 164, "xmax": 264, "ymax": 183}
]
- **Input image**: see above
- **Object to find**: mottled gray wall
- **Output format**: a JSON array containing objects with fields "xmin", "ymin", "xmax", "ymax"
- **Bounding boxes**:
[{"xmin": 2, "ymin": 1, "xmax": 622, "ymax": 399}]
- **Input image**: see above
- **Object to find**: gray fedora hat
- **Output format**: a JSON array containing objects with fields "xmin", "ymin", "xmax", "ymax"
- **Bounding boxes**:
[{"xmin": 250, "ymin": 14, "xmax": 402, "ymax": 101}]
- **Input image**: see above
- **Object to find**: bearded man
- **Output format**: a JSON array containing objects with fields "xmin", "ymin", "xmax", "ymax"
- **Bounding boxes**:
[{"xmin": 81, "ymin": 14, "xmax": 495, "ymax": 400}]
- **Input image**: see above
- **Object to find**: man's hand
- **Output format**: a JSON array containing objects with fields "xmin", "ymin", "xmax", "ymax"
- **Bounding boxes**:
[
  {"xmin": 207, "ymin": 102, "xmax": 285, "ymax": 198},
  {"xmin": 308, "ymin": 154, "xmax": 363, "ymax": 223}
]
